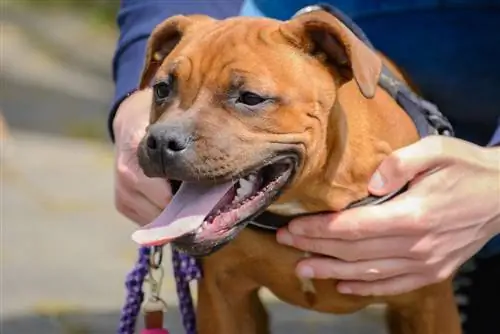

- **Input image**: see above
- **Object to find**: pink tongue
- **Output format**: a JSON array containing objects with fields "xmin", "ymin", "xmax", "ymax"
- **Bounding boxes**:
[{"xmin": 131, "ymin": 181, "xmax": 235, "ymax": 246}]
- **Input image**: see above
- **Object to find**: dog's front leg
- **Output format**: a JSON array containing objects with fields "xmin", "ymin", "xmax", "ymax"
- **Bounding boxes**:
[
  {"xmin": 196, "ymin": 262, "xmax": 270, "ymax": 334},
  {"xmin": 385, "ymin": 278, "xmax": 462, "ymax": 334}
]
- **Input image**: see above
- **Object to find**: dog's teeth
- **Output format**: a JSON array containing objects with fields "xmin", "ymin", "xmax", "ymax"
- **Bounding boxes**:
[
  {"xmin": 238, "ymin": 178, "xmax": 254, "ymax": 197},
  {"xmin": 228, "ymin": 174, "xmax": 260, "ymax": 207},
  {"xmin": 236, "ymin": 187, "xmax": 245, "ymax": 197},
  {"xmin": 239, "ymin": 178, "xmax": 253, "ymax": 190}
]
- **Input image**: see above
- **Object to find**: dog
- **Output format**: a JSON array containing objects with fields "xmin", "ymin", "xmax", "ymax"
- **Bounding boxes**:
[{"xmin": 132, "ymin": 8, "xmax": 462, "ymax": 334}]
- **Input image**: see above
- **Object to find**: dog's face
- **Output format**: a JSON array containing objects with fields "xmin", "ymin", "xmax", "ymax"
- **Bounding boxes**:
[{"xmin": 134, "ymin": 11, "xmax": 381, "ymax": 256}]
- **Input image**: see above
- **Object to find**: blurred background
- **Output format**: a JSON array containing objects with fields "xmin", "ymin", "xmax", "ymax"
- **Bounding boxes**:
[{"xmin": 1, "ymin": 1, "xmax": 386, "ymax": 333}]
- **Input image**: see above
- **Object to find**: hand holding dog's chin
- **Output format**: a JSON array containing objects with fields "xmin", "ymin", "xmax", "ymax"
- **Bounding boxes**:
[
  {"xmin": 113, "ymin": 89, "xmax": 172, "ymax": 226},
  {"xmin": 277, "ymin": 136, "xmax": 500, "ymax": 297}
]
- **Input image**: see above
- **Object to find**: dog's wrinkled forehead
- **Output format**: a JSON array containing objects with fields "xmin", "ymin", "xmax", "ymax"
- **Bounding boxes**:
[
  {"xmin": 142, "ymin": 17, "xmax": 280, "ymax": 85},
  {"xmin": 155, "ymin": 19, "xmax": 299, "ymax": 90},
  {"xmin": 140, "ymin": 12, "xmax": 381, "ymax": 103},
  {"xmin": 143, "ymin": 17, "xmax": 329, "ymax": 124}
]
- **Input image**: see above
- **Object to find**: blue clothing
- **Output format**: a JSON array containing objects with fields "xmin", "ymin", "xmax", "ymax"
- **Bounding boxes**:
[{"xmin": 110, "ymin": 0, "xmax": 500, "ymax": 255}]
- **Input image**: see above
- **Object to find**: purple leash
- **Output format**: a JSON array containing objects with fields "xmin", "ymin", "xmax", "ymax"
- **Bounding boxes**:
[
  {"xmin": 118, "ymin": 246, "xmax": 202, "ymax": 334},
  {"xmin": 171, "ymin": 249, "xmax": 202, "ymax": 334},
  {"xmin": 118, "ymin": 246, "xmax": 150, "ymax": 333}
]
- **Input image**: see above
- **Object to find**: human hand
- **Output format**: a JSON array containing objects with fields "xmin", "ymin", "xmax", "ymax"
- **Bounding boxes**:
[
  {"xmin": 113, "ymin": 89, "xmax": 172, "ymax": 225},
  {"xmin": 277, "ymin": 136, "xmax": 500, "ymax": 296}
]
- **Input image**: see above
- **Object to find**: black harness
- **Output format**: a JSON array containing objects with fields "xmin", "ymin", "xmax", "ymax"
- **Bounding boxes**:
[{"xmin": 248, "ymin": 4, "xmax": 455, "ymax": 231}]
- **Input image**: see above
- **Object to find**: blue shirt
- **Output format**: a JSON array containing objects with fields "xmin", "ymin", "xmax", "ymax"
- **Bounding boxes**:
[{"xmin": 110, "ymin": 0, "xmax": 500, "ymax": 254}]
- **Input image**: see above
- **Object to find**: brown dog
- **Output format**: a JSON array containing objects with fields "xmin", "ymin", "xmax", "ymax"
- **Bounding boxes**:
[{"xmin": 133, "ymin": 9, "xmax": 461, "ymax": 334}]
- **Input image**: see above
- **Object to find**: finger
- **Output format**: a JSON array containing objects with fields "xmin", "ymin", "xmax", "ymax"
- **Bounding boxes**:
[
  {"xmin": 286, "ymin": 196, "xmax": 426, "ymax": 240},
  {"xmin": 115, "ymin": 193, "xmax": 148, "ymax": 226},
  {"xmin": 277, "ymin": 230, "xmax": 425, "ymax": 261},
  {"xmin": 136, "ymin": 174, "xmax": 172, "ymax": 209},
  {"xmin": 120, "ymin": 205, "xmax": 149, "ymax": 227},
  {"xmin": 113, "ymin": 89, "xmax": 152, "ymax": 143},
  {"xmin": 296, "ymin": 257, "xmax": 419, "ymax": 281},
  {"xmin": 336, "ymin": 274, "xmax": 429, "ymax": 296},
  {"xmin": 130, "ymin": 190, "xmax": 164, "ymax": 224},
  {"xmin": 115, "ymin": 183, "xmax": 162, "ymax": 226},
  {"xmin": 368, "ymin": 136, "xmax": 451, "ymax": 196},
  {"xmin": 116, "ymin": 154, "xmax": 141, "ymax": 189},
  {"xmin": 116, "ymin": 148, "xmax": 172, "ymax": 210}
]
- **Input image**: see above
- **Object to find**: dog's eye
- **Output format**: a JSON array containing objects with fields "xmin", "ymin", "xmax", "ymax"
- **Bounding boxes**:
[
  {"xmin": 153, "ymin": 80, "xmax": 172, "ymax": 102},
  {"xmin": 236, "ymin": 92, "xmax": 266, "ymax": 106}
]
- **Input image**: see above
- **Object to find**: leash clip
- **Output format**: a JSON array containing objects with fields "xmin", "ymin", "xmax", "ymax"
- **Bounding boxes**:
[
  {"xmin": 144, "ymin": 246, "xmax": 168, "ymax": 311},
  {"xmin": 142, "ymin": 246, "xmax": 170, "ymax": 332},
  {"xmin": 145, "ymin": 246, "xmax": 167, "ymax": 307},
  {"xmin": 149, "ymin": 245, "xmax": 164, "ymax": 270}
]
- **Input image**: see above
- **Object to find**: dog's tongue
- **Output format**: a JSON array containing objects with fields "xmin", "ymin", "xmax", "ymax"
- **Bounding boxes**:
[{"xmin": 131, "ymin": 181, "xmax": 235, "ymax": 246}]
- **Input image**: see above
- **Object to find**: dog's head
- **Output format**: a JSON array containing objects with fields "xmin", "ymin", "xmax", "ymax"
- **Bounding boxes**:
[{"xmin": 133, "ymin": 10, "xmax": 382, "ymax": 255}]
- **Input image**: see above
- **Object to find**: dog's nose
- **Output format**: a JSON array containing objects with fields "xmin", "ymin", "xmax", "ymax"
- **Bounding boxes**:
[
  {"xmin": 145, "ymin": 124, "xmax": 191, "ymax": 157},
  {"xmin": 146, "ymin": 132, "xmax": 188, "ymax": 153}
]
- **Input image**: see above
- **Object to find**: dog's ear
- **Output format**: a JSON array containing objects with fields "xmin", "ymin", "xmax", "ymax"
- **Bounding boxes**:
[
  {"xmin": 280, "ymin": 10, "xmax": 382, "ymax": 98},
  {"xmin": 139, "ymin": 15, "xmax": 214, "ymax": 89}
]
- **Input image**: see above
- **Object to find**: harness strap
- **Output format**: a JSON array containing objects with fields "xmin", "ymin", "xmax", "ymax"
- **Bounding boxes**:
[{"xmin": 297, "ymin": 4, "xmax": 454, "ymax": 137}]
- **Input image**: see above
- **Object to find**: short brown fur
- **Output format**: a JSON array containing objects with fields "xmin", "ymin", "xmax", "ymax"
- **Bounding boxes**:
[{"xmin": 139, "ymin": 12, "xmax": 461, "ymax": 334}]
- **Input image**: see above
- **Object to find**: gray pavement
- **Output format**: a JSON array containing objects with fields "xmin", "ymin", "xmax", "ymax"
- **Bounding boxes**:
[
  {"xmin": 0, "ymin": 3, "xmax": 388, "ymax": 333},
  {"xmin": 1, "ymin": 2, "xmax": 114, "ymax": 141}
]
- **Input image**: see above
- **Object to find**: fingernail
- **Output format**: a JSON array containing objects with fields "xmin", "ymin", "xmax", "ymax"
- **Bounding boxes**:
[
  {"xmin": 338, "ymin": 285, "xmax": 353, "ymax": 294},
  {"xmin": 369, "ymin": 171, "xmax": 385, "ymax": 190},
  {"xmin": 277, "ymin": 230, "xmax": 293, "ymax": 246},
  {"xmin": 297, "ymin": 265, "xmax": 314, "ymax": 278}
]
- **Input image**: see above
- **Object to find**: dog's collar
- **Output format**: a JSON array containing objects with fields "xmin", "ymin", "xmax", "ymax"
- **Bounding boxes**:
[{"xmin": 248, "ymin": 3, "xmax": 454, "ymax": 231}]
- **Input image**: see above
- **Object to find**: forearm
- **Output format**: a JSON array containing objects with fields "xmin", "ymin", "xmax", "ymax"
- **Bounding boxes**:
[{"xmin": 108, "ymin": 0, "xmax": 243, "ymax": 141}]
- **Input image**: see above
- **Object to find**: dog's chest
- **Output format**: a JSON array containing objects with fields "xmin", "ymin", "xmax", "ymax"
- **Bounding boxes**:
[
  {"xmin": 268, "ymin": 201, "xmax": 308, "ymax": 215},
  {"xmin": 267, "ymin": 202, "xmax": 316, "ymax": 293}
]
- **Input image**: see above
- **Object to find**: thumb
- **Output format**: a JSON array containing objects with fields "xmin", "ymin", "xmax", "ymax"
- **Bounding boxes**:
[{"xmin": 368, "ymin": 137, "xmax": 449, "ymax": 195}]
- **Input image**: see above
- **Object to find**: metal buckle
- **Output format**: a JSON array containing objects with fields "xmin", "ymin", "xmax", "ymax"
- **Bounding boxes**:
[
  {"xmin": 292, "ymin": 5, "xmax": 325, "ymax": 18},
  {"xmin": 145, "ymin": 246, "xmax": 168, "ymax": 309}
]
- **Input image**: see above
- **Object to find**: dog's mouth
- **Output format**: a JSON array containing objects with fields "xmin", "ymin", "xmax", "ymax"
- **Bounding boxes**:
[{"xmin": 131, "ymin": 156, "xmax": 297, "ymax": 253}]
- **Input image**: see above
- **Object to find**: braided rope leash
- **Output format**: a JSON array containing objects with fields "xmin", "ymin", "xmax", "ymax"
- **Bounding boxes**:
[
  {"xmin": 119, "ymin": 247, "xmax": 150, "ymax": 334},
  {"xmin": 118, "ymin": 246, "xmax": 202, "ymax": 334},
  {"xmin": 171, "ymin": 249, "xmax": 202, "ymax": 334}
]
